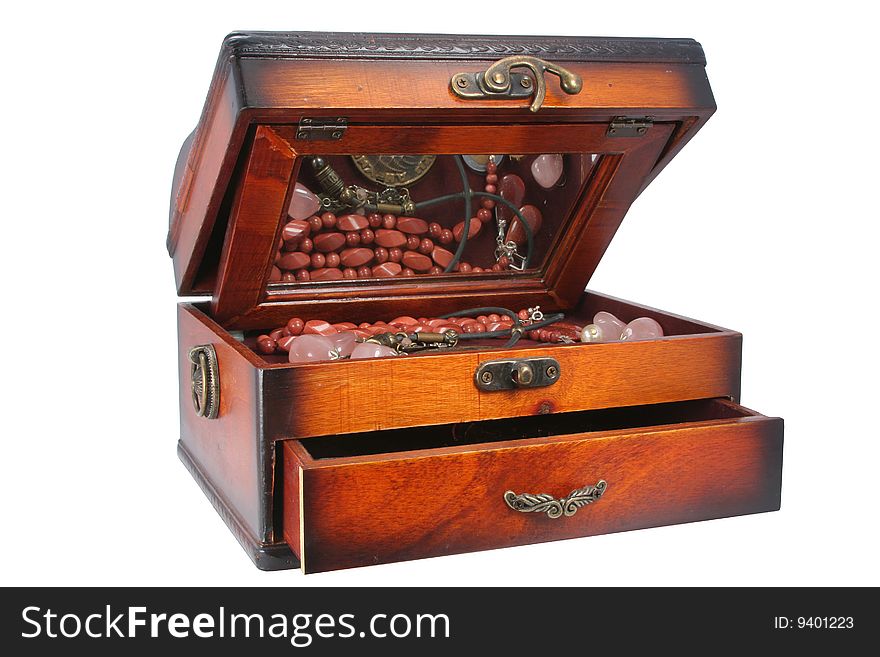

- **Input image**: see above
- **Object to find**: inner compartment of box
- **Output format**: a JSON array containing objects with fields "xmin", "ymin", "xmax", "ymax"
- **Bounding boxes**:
[
  {"xmin": 297, "ymin": 398, "xmax": 751, "ymax": 460},
  {"xmin": 235, "ymin": 290, "xmax": 726, "ymax": 364}
]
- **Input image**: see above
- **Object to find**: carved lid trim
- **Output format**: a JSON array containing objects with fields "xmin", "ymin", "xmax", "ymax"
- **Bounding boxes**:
[{"xmin": 222, "ymin": 31, "xmax": 706, "ymax": 65}]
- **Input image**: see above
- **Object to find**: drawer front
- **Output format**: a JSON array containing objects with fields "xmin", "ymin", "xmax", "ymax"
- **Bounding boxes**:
[{"xmin": 283, "ymin": 411, "xmax": 782, "ymax": 574}]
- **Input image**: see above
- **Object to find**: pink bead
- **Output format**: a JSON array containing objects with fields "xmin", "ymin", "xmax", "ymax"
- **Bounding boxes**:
[
  {"xmin": 329, "ymin": 331, "xmax": 358, "ymax": 358},
  {"xmin": 530, "ymin": 153, "xmax": 564, "ymax": 188},
  {"xmin": 620, "ymin": 317, "xmax": 664, "ymax": 341},
  {"xmin": 350, "ymin": 342, "xmax": 399, "ymax": 359},
  {"xmin": 288, "ymin": 334, "xmax": 338, "ymax": 363},
  {"xmin": 288, "ymin": 183, "xmax": 321, "ymax": 220}
]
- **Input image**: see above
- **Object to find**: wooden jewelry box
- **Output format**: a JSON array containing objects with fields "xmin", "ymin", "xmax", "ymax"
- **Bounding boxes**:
[{"xmin": 169, "ymin": 31, "xmax": 784, "ymax": 574}]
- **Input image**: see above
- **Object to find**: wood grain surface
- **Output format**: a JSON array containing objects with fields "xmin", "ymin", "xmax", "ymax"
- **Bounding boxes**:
[{"xmin": 283, "ymin": 406, "xmax": 783, "ymax": 573}]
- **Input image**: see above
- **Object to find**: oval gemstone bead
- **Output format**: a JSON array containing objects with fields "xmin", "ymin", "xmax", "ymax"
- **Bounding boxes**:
[
  {"xmin": 336, "ymin": 214, "xmax": 369, "ymax": 231},
  {"xmin": 620, "ymin": 317, "xmax": 664, "ymax": 341},
  {"xmin": 374, "ymin": 229, "xmax": 408, "ymax": 248},
  {"xmin": 303, "ymin": 319, "xmax": 338, "ymax": 335},
  {"xmin": 396, "ymin": 217, "xmax": 429, "ymax": 234},
  {"xmin": 276, "ymin": 252, "xmax": 310, "ymax": 271},
  {"xmin": 309, "ymin": 267, "xmax": 344, "ymax": 281},
  {"xmin": 281, "ymin": 219, "xmax": 310, "ymax": 242},
  {"xmin": 332, "ymin": 322, "xmax": 358, "ymax": 331},
  {"xmin": 452, "ymin": 219, "xmax": 482, "ymax": 242},
  {"xmin": 431, "ymin": 246, "xmax": 455, "ymax": 268},
  {"xmin": 497, "ymin": 174, "xmax": 526, "ymax": 222},
  {"xmin": 505, "ymin": 204, "xmax": 543, "ymax": 246},
  {"xmin": 389, "ymin": 316, "xmax": 419, "ymax": 326},
  {"xmin": 313, "ymin": 232, "xmax": 346, "ymax": 253},
  {"xmin": 530, "ymin": 153, "xmax": 564, "ymax": 188},
  {"xmin": 593, "ymin": 311, "xmax": 626, "ymax": 342},
  {"xmin": 350, "ymin": 342, "xmax": 399, "ymax": 359},
  {"xmin": 339, "ymin": 247, "xmax": 375, "ymax": 268},
  {"xmin": 401, "ymin": 251, "xmax": 433, "ymax": 272},
  {"xmin": 288, "ymin": 334, "xmax": 338, "ymax": 363},
  {"xmin": 371, "ymin": 262, "xmax": 403, "ymax": 277},
  {"xmin": 288, "ymin": 183, "xmax": 321, "ymax": 220}
]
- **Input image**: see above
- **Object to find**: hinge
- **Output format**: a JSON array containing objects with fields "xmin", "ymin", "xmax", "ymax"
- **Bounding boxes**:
[
  {"xmin": 606, "ymin": 117, "xmax": 654, "ymax": 137},
  {"xmin": 296, "ymin": 117, "xmax": 348, "ymax": 141}
]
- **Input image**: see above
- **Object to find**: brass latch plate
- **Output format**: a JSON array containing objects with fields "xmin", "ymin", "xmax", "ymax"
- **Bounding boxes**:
[
  {"xmin": 296, "ymin": 117, "xmax": 348, "ymax": 141},
  {"xmin": 475, "ymin": 357, "xmax": 560, "ymax": 391}
]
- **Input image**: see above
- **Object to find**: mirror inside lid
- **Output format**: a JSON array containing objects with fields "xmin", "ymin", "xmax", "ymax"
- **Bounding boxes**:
[{"xmin": 274, "ymin": 150, "xmax": 598, "ymax": 283}]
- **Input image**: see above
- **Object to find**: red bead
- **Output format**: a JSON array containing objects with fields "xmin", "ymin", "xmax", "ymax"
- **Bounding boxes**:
[
  {"xmin": 295, "ymin": 269, "xmax": 310, "ymax": 281},
  {"xmin": 458, "ymin": 262, "xmax": 472, "ymax": 273},
  {"xmin": 281, "ymin": 271, "xmax": 297, "ymax": 283},
  {"xmin": 357, "ymin": 266, "xmax": 372, "ymax": 278},
  {"xmin": 428, "ymin": 222, "xmax": 442, "ymax": 238},
  {"xmin": 307, "ymin": 215, "xmax": 323, "ymax": 232},
  {"xmin": 453, "ymin": 219, "xmax": 481, "ymax": 242},
  {"xmin": 476, "ymin": 208, "xmax": 492, "ymax": 222},
  {"xmin": 310, "ymin": 252, "xmax": 325, "ymax": 269},
  {"xmin": 368, "ymin": 213, "xmax": 383, "ymax": 228},
  {"xmin": 485, "ymin": 173, "xmax": 498, "ymax": 184},
  {"xmin": 359, "ymin": 323, "xmax": 371, "ymax": 329},
  {"xmin": 374, "ymin": 247, "xmax": 389, "ymax": 264},
  {"xmin": 484, "ymin": 184, "xmax": 497, "ymax": 194},
  {"xmin": 429, "ymin": 266, "xmax": 443, "ymax": 275},
  {"xmin": 397, "ymin": 217, "xmax": 429, "ymax": 234},
  {"xmin": 375, "ymin": 229, "xmax": 407, "ymax": 248},
  {"xmin": 477, "ymin": 315, "xmax": 489, "ymax": 323},
  {"xmin": 325, "ymin": 252, "xmax": 341, "ymax": 268},
  {"xmin": 491, "ymin": 263, "xmax": 504, "ymax": 272},
  {"xmin": 345, "ymin": 231, "xmax": 361, "ymax": 247},
  {"xmin": 406, "ymin": 234, "xmax": 421, "ymax": 251},
  {"xmin": 286, "ymin": 318, "xmax": 305, "ymax": 336},
  {"xmin": 471, "ymin": 266, "xmax": 484, "ymax": 273},
  {"xmin": 313, "ymin": 232, "xmax": 346, "ymax": 253},
  {"xmin": 276, "ymin": 336, "xmax": 296, "ymax": 352},
  {"xmin": 310, "ymin": 267, "xmax": 344, "ymax": 281},
  {"xmin": 498, "ymin": 256, "xmax": 510, "ymax": 267},
  {"xmin": 337, "ymin": 214, "xmax": 368, "ymax": 231},
  {"xmin": 518, "ymin": 309, "xmax": 530, "ymax": 320},
  {"xmin": 256, "ymin": 335, "xmax": 276, "ymax": 355},
  {"xmin": 321, "ymin": 212, "xmax": 337, "ymax": 229},
  {"xmin": 269, "ymin": 328, "xmax": 285, "ymax": 342},
  {"xmin": 439, "ymin": 229, "xmax": 454, "ymax": 245},
  {"xmin": 401, "ymin": 267, "xmax": 415, "ymax": 276},
  {"xmin": 488, "ymin": 314, "xmax": 501, "ymax": 323},
  {"xmin": 486, "ymin": 160, "xmax": 497, "ymax": 174},
  {"xmin": 388, "ymin": 247, "xmax": 403, "ymax": 263},
  {"xmin": 418, "ymin": 238, "xmax": 434, "ymax": 254},
  {"xmin": 463, "ymin": 322, "xmax": 481, "ymax": 333},
  {"xmin": 269, "ymin": 266, "xmax": 282, "ymax": 282},
  {"xmin": 298, "ymin": 238, "xmax": 313, "ymax": 254},
  {"xmin": 342, "ymin": 267, "xmax": 358, "ymax": 279},
  {"xmin": 481, "ymin": 198, "xmax": 496, "ymax": 210},
  {"xmin": 382, "ymin": 214, "xmax": 397, "ymax": 230},
  {"xmin": 360, "ymin": 228, "xmax": 375, "ymax": 245},
  {"xmin": 304, "ymin": 320, "xmax": 337, "ymax": 335}
]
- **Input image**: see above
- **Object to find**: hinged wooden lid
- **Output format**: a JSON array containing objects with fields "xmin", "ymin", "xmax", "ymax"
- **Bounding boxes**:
[{"xmin": 167, "ymin": 31, "xmax": 715, "ymax": 329}]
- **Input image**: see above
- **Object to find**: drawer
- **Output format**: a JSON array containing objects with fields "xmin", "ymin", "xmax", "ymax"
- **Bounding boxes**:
[{"xmin": 281, "ymin": 398, "xmax": 783, "ymax": 573}]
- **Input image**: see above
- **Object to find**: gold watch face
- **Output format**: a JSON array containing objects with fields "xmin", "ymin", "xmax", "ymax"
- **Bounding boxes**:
[{"xmin": 351, "ymin": 154, "xmax": 436, "ymax": 187}]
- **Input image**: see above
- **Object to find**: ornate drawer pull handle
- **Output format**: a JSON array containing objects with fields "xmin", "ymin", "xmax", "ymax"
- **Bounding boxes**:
[
  {"xmin": 189, "ymin": 344, "xmax": 220, "ymax": 419},
  {"xmin": 504, "ymin": 480, "xmax": 607, "ymax": 518},
  {"xmin": 451, "ymin": 55, "xmax": 583, "ymax": 112}
]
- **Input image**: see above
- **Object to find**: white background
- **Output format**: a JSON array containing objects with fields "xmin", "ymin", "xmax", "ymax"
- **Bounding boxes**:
[{"xmin": 2, "ymin": 0, "xmax": 877, "ymax": 587}]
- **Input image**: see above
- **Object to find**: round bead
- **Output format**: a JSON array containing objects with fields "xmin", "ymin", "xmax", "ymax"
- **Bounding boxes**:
[
  {"xmin": 269, "ymin": 328, "xmax": 286, "ymax": 342},
  {"xmin": 357, "ymin": 266, "xmax": 372, "ymax": 278},
  {"xmin": 480, "ymin": 198, "xmax": 496, "ymax": 210},
  {"xmin": 491, "ymin": 263, "xmax": 503, "ymax": 272},
  {"xmin": 401, "ymin": 267, "xmax": 415, "ymax": 276},
  {"xmin": 518, "ymin": 309, "xmax": 530, "ymax": 320},
  {"xmin": 307, "ymin": 215, "xmax": 323, "ymax": 232},
  {"xmin": 418, "ymin": 238, "xmax": 434, "ymax": 254},
  {"xmin": 486, "ymin": 173, "xmax": 498, "ymax": 184},
  {"xmin": 476, "ymin": 208, "xmax": 492, "ymax": 222},
  {"xmin": 406, "ymin": 234, "xmax": 421, "ymax": 251},
  {"xmin": 484, "ymin": 184, "xmax": 497, "ymax": 194},
  {"xmin": 325, "ymin": 252, "xmax": 340, "ymax": 268},
  {"xmin": 428, "ymin": 222, "xmax": 442, "ymax": 238},
  {"xmin": 299, "ymin": 238, "xmax": 314, "ymax": 254},
  {"xmin": 477, "ymin": 315, "xmax": 488, "ymax": 323},
  {"xmin": 310, "ymin": 252, "xmax": 326, "ymax": 269},
  {"xmin": 342, "ymin": 267, "xmax": 358, "ymax": 279},
  {"xmin": 368, "ymin": 213, "xmax": 383, "ymax": 228},
  {"xmin": 498, "ymin": 256, "xmax": 510, "ymax": 267},
  {"xmin": 295, "ymin": 269, "xmax": 310, "ymax": 281},
  {"xmin": 256, "ymin": 335, "xmax": 276, "ymax": 355},
  {"xmin": 388, "ymin": 247, "xmax": 403, "ymax": 263},
  {"xmin": 321, "ymin": 212, "xmax": 337, "ymax": 229},
  {"xmin": 439, "ymin": 229, "xmax": 454, "ymax": 245},
  {"xmin": 429, "ymin": 266, "xmax": 443, "ymax": 275},
  {"xmin": 382, "ymin": 214, "xmax": 397, "ymax": 229},
  {"xmin": 471, "ymin": 266, "xmax": 484, "ymax": 273},
  {"xmin": 345, "ymin": 231, "xmax": 361, "ymax": 247},
  {"xmin": 486, "ymin": 160, "xmax": 497, "ymax": 174},
  {"xmin": 374, "ymin": 247, "xmax": 389, "ymax": 264},
  {"xmin": 281, "ymin": 271, "xmax": 297, "ymax": 283},
  {"xmin": 458, "ymin": 262, "xmax": 472, "ymax": 273},
  {"xmin": 286, "ymin": 318, "xmax": 305, "ymax": 336},
  {"xmin": 360, "ymin": 228, "xmax": 375, "ymax": 245}
]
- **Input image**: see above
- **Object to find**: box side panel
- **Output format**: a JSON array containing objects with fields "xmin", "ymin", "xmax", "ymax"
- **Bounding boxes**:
[{"xmin": 177, "ymin": 303, "xmax": 266, "ymax": 542}]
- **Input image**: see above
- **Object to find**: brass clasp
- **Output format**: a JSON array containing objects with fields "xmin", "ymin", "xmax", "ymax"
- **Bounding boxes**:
[{"xmin": 451, "ymin": 55, "xmax": 583, "ymax": 112}]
